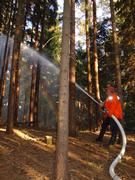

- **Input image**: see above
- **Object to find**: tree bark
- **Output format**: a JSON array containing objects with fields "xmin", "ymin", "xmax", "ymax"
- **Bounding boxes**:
[
  {"xmin": 7, "ymin": 0, "xmax": 25, "ymax": 134},
  {"xmin": 69, "ymin": 0, "xmax": 76, "ymax": 136},
  {"xmin": 85, "ymin": 0, "xmax": 93, "ymax": 130},
  {"xmin": 92, "ymin": 0, "xmax": 101, "ymax": 128},
  {"xmin": 29, "ymin": 65, "xmax": 36, "ymax": 126},
  {"xmin": 33, "ymin": 10, "xmax": 40, "ymax": 127},
  {"xmin": 110, "ymin": 0, "xmax": 122, "ymax": 99},
  {"xmin": 33, "ymin": 62, "xmax": 40, "ymax": 127},
  {"xmin": 0, "ymin": 47, "xmax": 10, "ymax": 124},
  {"xmin": 0, "ymin": 0, "xmax": 13, "ymax": 124},
  {"xmin": 55, "ymin": 0, "xmax": 71, "ymax": 179},
  {"xmin": 14, "ymin": 61, "xmax": 21, "ymax": 126}
]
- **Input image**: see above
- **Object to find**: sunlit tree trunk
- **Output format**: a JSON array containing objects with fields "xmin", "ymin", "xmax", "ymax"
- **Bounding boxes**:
[
  {"xmin": 92, "ymin": 0, "xmax": 101, "ymax": 128},
  {"xmin": 110, "ymin": 0, "xmax": 122, "ymax": 99},
  {"xmin": 55, "ymin": 0, "xmax": 71, "ymax": 179},
  {"xmin": 7, "ymin": 0, "xmax": 25, "ymax": 133},
  {"xmin": 85, "ymin": 0, "xmax": 93, "ymax": 130},
  {"xmin": 69, "ymin": 0, "xmax": 76, "ymax": 136},
  {"xmin": 34, "ymin": 20, "xmax": 39, "ymax": 49}
]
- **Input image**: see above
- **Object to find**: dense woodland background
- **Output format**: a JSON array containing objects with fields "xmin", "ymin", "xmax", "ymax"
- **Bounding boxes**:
[
  {"xmin": 0, "ymin": 0, "xmax": 135, "ymax": 179},
  {"xmin": 0, "ymin": 0, "xmax": 134, "ymax": 132}
]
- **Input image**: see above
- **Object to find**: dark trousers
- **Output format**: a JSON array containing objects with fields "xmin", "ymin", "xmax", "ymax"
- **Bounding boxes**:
[
  {"xmin": 97, "ymin": 117, "xmax": 119, "ymax": 144},
  {"xmin": 109, "ymin": 118, "xmax": 118, "ymax": 144},
  {"xmin": 97, "ymin": 117, "xmax": 111, "ymax": 140}
]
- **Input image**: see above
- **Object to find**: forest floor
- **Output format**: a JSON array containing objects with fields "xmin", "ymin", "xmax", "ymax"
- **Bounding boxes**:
[{"xmin": 0, "ymin": 127, "xmax": 135, "ymax": 180}]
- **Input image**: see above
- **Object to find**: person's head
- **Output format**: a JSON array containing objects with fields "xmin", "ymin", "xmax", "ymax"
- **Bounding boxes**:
[{"xmin": 106, "ymin": 83, "xmax": 115, "ymax": 96}]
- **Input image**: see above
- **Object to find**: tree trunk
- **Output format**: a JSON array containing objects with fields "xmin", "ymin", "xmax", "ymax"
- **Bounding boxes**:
[
  {"xmin": 34, "ymin": 20, "xmax": 39, "ymax": 49},
  {"xmin": 39, "ymin": 8, "xmax": 45, "ymax": 51},
  {"xmin": 14, "ymin": 61, "xmax": 21, "ymax": 126},
  {"xmin": 29, "ymin": 65, "xmax": 36, "ymax": 126},
  {"xmin": 55, "ymin": 0, "xmax": 71, "ymax": 179},
  {"xmin": 0, "ymin": 0, "xmax": 13, "ymax": 124},
  {"xmin": 92, "ymin": 0, "xmax": 100, "ymax": 128},
  {"xmin": 85, "ymin": 0, "xmax": 93, "ymax": 130},
  {"xmin": 7, "ymin": 0, "xmax": 25, "ymax": 134},
  {"xmin": 110, "ymin": 0, "xmax": 122, "ymax": 99},
  {"xmin": 33, "ymin": 62, "xmax": 40, "ymax": 127},
  {"xmin": 14, "ymin": 1, "xmax": 26, "ymax": 126},
  {"xmin": 0, "ymin": 47, "xmax": 10, "ymax": 124},
  {"xmin": 69, "ymin": 0, "xmax": 76, "ymax": 136},
  {"xmin": 33, "ymin": 12, "xmax": 40, "ymax": 127}
]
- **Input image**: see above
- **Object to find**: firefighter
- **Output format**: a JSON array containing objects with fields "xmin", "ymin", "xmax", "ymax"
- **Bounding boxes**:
[{"xmin": 96, "ymin": 84, "xmax": 123, "ymax": 145}]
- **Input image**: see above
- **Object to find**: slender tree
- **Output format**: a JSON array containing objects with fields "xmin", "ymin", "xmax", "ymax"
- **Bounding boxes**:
[
  {"xmin": 29, "ymin": 65, "xmax": 37, "ymax": 126},
  {"xmin": 39, "ymin": 0, "xmax": 45, "ymax": 51},
  {"xmin": 85, "ymin": 0, "xmax": 93, "ymax": 130},
  {"xmin": 7, "ymin": 0, "xmax": 25, "ymax": 133},
  {"xmin": 14, "ymin": 59, "xmax": 21, "ymax": 126},
  {"xmin": 55, "ymin": 0, "xmax": 71, "ymax": 179},
  {"xmin": 29, "ymin": 3, "xmax": 40, "ymax": 126},
  {"xmin": 33, "ymin": 3, "xmax": 41, "ymax": 127},
  {"xmin": 0, "ymin": 47, "xmax": 11, "ymax": 124},
  {"xmin": 92, "ymin": 0, "xmax": 101, "ymax": 128},
  {"xmin": 110, "ymin": 0, "xmax": 122, "ymax": 99},
  {"xmin": 92, "ymin": 0, "xmax": 100, "ymax": 101},
  {"xmin": 0, "ymin": 0, "xmax": 13, "ymax": 124},
  {"xmin": 69, "ymin": 0, "xmax": 76, "ymax": 136},
  {"xmin": 33, "ymin": 62, "xmax": 40, "ymax": 127}
]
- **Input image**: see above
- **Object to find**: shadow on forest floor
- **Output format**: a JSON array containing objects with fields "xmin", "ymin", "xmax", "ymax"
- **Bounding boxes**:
[{"xmin": 0, "ymin": 127, "xmax": 135, "ymax": 180}]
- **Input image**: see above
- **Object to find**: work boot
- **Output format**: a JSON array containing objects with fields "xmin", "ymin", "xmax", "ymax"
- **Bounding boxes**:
[{"xmin": 108, "ymin": 137, "xmax": 116, "ymax": 145}]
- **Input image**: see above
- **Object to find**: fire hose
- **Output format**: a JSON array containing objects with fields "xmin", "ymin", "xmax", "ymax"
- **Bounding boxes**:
[{"xmin": 76, "ymin": 84, "xmax": 127, "ymax": 180}]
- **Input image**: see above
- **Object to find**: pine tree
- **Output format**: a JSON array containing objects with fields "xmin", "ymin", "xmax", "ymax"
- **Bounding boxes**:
[
  {"xmin": 92, "ymin": 0, "xmax": 101, "ymax": 128},
  {"xmin": 85, "ymin": 0, "xmax": 93, "ymax": 130},
  {"xmin": 69, "ymin": 0, "xmax": 77, "ymax": 136},
  {"xmin": 55, "ymin": 0, "xmax": 71, "ymax": 179},
  {"xmin": 110, "ymin": 0, "xmax": 122, "ymax": 99},
  {"xmin": 7, "ymin": 0, "xmax": 25, "ymax": 133}
]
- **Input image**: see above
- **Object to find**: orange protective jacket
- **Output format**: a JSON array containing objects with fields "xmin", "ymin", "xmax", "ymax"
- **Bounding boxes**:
[{"xmin": 104, "ymin": 93, "xmax": 123, "ymax": 120}]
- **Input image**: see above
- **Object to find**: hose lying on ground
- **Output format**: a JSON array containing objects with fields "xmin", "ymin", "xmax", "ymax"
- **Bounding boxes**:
[{"xmin": 109, "ymin": 115, "xmax": 127, "ymax": 180}]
